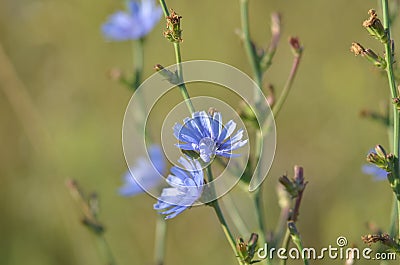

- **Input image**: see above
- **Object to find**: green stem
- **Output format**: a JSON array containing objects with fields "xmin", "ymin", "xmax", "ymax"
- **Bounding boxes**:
[
  {"xmin": 158, "ymin": 0, "xmax": 169, "ymax": 17},
  {"xmin": 239, "ymin": 2, "xmax": 271, "ymax": 264},
  {"xmin": 222, "ymin": 193, "xmax": 250, "ymax": 236},
  {"xmin": 279, "ymin": 229, "xmax": 291, "ymax": 265},
  {"xmin": 158, "ymin": 0, "xmax": 195, "ymax": 114},
  {"xmin": 286, "ymin": 222, "xmax": 308, "ymax": 265},
  {"xmin": 382, "ymin": 0, "xmax": 400, "ymax": 239},
  {"xmin": 133, "ymin": 38, "xmax": 144, "ymax": 91},
  {"xmin": 271, "ymin": 51, "xmax": 302, "ymax": 118},
  {"xmin": 173, "ymin": 42, "xmax": 195, "ymax": 114},
  {"xmin": 206, "ymin": 166, "xmax": 243, "ymax": 265},
  {"xmin": 154, "ymin": 215, "xmax": 167, "ymax": 265},
  {"xmin": 97, "ymin": 235, "xmax": 118, "ymax": 265},
  {"xmin": 253, "ymin": 191, "xmax": 272, "ymax": 265},
  {"xmin": 240, "ymin": 0, "xmax": 262, "ymax": 103}
]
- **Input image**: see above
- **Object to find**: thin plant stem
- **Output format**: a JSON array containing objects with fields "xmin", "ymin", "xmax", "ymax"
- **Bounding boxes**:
[
  {"xmin": 158, "ymin": 0, "xmax": 195, "ymax": 114},
  {"xmin": 240, "ymin": 0, "xmax": 262, "ymax": 103},
  {"xmin": 205, "ymin": 166, "xmax": 244, "ymax": 265},
  {"xmin": 382, "ymin": 0, "xmax": 400, "ymax": 239},
  {"xmin": 279, "ymin": 229, "xmax": 291, "ymax": 265},
  {"xmin": 394, "ymin": 199, "xmax": 400, "ymax": 236},
  {"xmin": 222, "ymin": 193, "xmax": 250, "ymax": 236},
  {"xmin": 173, "ymin": 42, "xmax": 195, "ymax": 114},
  {"xmin": 288, "ymin": 228, "xmax": 309, "ymax": 265},
  {"xmin": 0, "ymin": 42, "xmax": 51, "ymax": 153},
  {"xmin": 133, "ymin": 38, "xmax": 144, "ymax": 91},
  {"xmin": 131, "ymin": 39, "xmax": 151, "ymax": 143},
  {"xmin": 158, "ymin": 0, "xmax": 169, "ymax": 17},
  {"xmin": 154, "ymin": 215, "xmax": 167, "ymax": 265},
  {"xmin": 271, "ymin": 51, "xmax": 302, "ymax": 118},
  {"xmin": 97, "ymin": 235, "xmax": 118, "ymax": 265},
  {"xmin": 253, "ymin": 191, "xmax": 272, "ymax": 265},
  {"xmin": 131, "ymin": 39, "xmax": 167, "ymax": 265},
  {"xmin": 239, "ymin": 2, "xmax": 271, "ymax": 264}
]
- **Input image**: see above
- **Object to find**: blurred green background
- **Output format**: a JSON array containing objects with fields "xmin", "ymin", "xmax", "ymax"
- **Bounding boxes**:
[{"xmin": 0, "ymin": 0, "xmax": 397, "ymax": 264}]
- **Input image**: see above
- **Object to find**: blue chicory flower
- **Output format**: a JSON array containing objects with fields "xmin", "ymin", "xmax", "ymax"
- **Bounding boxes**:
[
  {"xmin": 173, "ymin": 111, "xmax": 248, "ymax": 163},
  {"xmin": 102, "ymin": 0, "xmax": 162, "ymax": 41},
  {"xmin": 119, "ymin": 145, "xmax": 166, "ymax": 196},
  {"xmin": 154, "ymin": 156, "xmax": 204, "ymax": 219}
]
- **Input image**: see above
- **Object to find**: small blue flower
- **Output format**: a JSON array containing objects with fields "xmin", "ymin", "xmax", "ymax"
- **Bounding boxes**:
[
  {"xmin": 102, "ymin": 0, "xmax": 162, "ymax": 41},
  {"xmin": 173, "ymin": 111, "xmax": 248, "ymax": 163},
  {"xmin": 119, "ymin": 145, "xmax": 166, "ymax": 196},
  {"xmin": 154, "ymin": 156, "xmax": 204, "ymax": 219},
  {"xmin": 362, "ymin": 164, "xmax": 387, "ymax": 181}
]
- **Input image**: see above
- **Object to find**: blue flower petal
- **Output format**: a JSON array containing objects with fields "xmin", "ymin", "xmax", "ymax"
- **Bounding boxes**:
[
  {"xmin": 102, "ymin": 0, "xmax": 162, "ymax": 41},
  {"xmin": 362, "ymin": 164, "xmax": 387, "ymax": 181},
  {"xmin": 173, "ymin": 111, "xmax": 247, "ymax": 163},
  {"xmin": 154, "ymin": 156, "xmax": 204, "ymax": 219},
  {"xmin": 119, "ymin": 144, "xmax": 165, "ymax": 197}
]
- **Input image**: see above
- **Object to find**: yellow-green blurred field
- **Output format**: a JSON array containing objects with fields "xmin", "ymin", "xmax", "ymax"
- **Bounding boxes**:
[{"xmin": 0, "ymin": 0, "xmax": 398, "ymax": 264}]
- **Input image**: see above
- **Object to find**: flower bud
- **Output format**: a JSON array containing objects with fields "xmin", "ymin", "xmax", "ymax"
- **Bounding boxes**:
[
  {"xmin": 350, "ymin": 42, "xmax": 386, "ymax": 68},
  {"xmin": 289, "ymin": 37, "xmax": 303, "ymax": 56},
  {"xmin": 363, "ymin": 9, "xmax": 388, "ymax": 43},
  {"xmin": 374, "ymin": 144, "xmax": 387, "ymax": 159},
  {"xmin": 163, "ymin": 10, "xmax": 183, "ymax": 43}
]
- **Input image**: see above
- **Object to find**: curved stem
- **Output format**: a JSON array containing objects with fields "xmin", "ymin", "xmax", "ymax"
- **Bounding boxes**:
[
  {"xmin": 271, "ymin": 51, "xmax": 302, "ymax": 118},
  {"xmin": 240, "ymin": 0, "xmax": 262, "ymax": 103},
  {"xmin": 279, "ymin": 229, "xmax": 291, "ymax": 265}
]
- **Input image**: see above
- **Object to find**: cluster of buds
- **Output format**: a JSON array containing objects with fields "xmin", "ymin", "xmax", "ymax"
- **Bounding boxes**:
[
  {"xmin": 361, "ymin": 233, "xmax": 400, "ymax": 252},
  {"xmin": 365, "ymin": 145, "xmax": 400, "ymax": 200},
  {"xmin": 279, "ymin": 166, "xmax": 307, "ymax": 199},
  {"xmin": 366, "ymin": 145, "xmax": 394, "ymax": 172},
  {"xmin": 363, "ymin": 9, "xmax": 388, "ymax": 43},
  {"xmin": 236, "ymin": 233, "xmax": 259, "ymax": 264},
  {"xmin": 350, "ymin": 10, "xmax": 388, "ymax": 69},
  {"xmin": 163, "ymin": 10, "xmax": 183, "ymax": 43}
]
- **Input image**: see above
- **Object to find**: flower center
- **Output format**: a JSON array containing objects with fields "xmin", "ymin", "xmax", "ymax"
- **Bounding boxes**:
[{"xmin": 199, "ymin": 137, "xmax": 217, "ymax": 163}]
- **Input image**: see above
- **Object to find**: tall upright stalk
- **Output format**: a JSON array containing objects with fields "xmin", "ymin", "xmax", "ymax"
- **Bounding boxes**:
[
  {"xmin": 158, "ymin": 0, "xmax": 195, "ymax": 114},
  {"xmin": 381, "ymin": 0, "xmax": 400, "ymax": 239}
]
